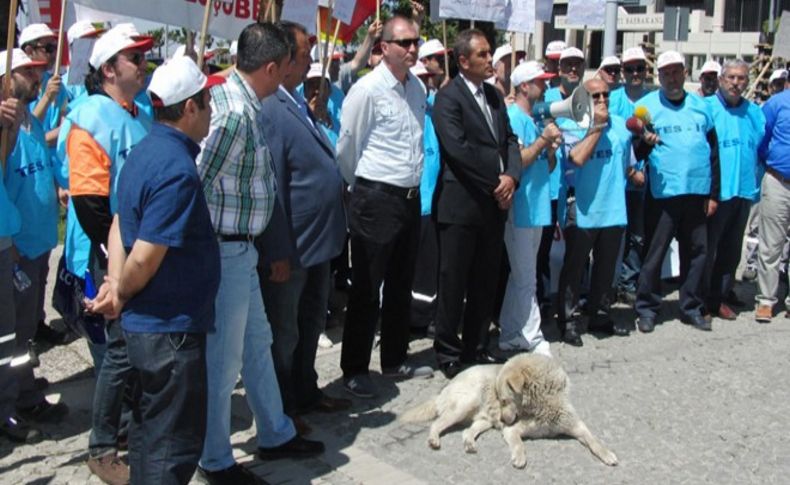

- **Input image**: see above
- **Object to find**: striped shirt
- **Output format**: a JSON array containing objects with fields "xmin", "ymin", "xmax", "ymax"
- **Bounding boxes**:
[{"xmin": 197, "ymin": 70, "xmax": 275, "ymax": 236}]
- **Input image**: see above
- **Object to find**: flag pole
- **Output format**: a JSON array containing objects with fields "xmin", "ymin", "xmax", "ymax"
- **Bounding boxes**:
[
  {"xmin": 442, "ymin": 20, "xmax": 449, "ymax": 76},
  {"xmin": 53, "ymin": 0, "xmax": 68, "ymax": 75},
  {"xmin": 1, "ymin": 0, "xmax": 20, "ymax": 171},
  {"xmin": 260, "ymin": 0, "xmax": 271, "ymax": 22},
  {"xmin": 376, "ymin": 0, "xmax": 380, "ymax": 22},
  {"xmin": 509, "ymin": 31, "xmax": 516, "ymax": 96},
  {"xmin": 197, "ymin": 0, "xmax": 213, "ymax": 69}
]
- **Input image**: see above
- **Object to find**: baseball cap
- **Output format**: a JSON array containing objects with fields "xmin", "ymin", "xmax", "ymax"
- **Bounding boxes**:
[
  {"xmin": 545, "ymin": 40, "xmax": 566, "ymax": 60},
  {"xmin": 67, "ymin": 21, "xmax": 105, "ymax": 45},
  {"xmin": 0, "ymin": 48, "xmax": 48, "ymax": 76},
  {"xmin": 769, "ymin": 69, "xmax": 788, "ymax": 82},
  {"xmin": 19, "ymin": 23, "xmax": 57, "ymax": 47},
  {"xmin": 89, "ymin": 29, "xmax": 154, "ymax": 69},
  {"xmin": 560, "ymin": 47, "xmax": 585, "ymax": 61},
  {"xmin": 599, "ymin": 56, "xmax": 621, "ymax": 69},
  {"xmin": 410, "ymin": 60, "xmax": 430, "ymax": 77},
  {"xmin": 418, "ymin": 39, "xmax": 445, "ymax": 60},
  {"xmin": 700, "ymin": 60, "xmax": 722, "ymax": 76},
  {"xmin": 492, "ymin": 44, "xmax": 512, "ymax": 66},
  {"xmin": 172, "ymin": 44, "xmax": 215, "ymax": 61},
  {"xmin": 511, "ymin": 60, "xmax": 555, "ymax": 86},
  {"xmin": 107, "ymin": 23, "xmax": 144, "ymax": 39},
  {"xmin": 229, "ymin": 40, "xmax": 238, "ymax": 57},
  {"xmin": 622, "ymin": 47, "xmax": 647, "ymax": 64},
  {"xmin": 306, "ymin": 62, "xmax": 331, "ymax": 82},
  {"xmin": 656, "ymin": 50, "xmax": 685, "ymax": 70},
  {"xmin": 148, "ymin": 56, "xmax": 225, "ymax": 107}
]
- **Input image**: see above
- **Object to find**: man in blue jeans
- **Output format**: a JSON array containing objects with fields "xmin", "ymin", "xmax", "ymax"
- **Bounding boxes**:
[{"xmin": 89, "ymin": 56, "xmax": 224, "ymax": 484}]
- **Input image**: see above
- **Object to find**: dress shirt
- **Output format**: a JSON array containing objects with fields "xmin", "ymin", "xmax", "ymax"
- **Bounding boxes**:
[
  {"xmin": 337, "ymin": 62, "xmax": 425, "ymax": 188},
  {"xmin": 197, "ymin": 70, "xmax": 276, "ymax": 236}
]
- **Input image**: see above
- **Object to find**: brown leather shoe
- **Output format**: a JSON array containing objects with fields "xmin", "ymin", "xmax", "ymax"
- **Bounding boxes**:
[
  {"xmin": 755, "ymin": 304, "xmax": 773, "ymax": 323},
  {"xmin": 291, "ymin": 415, "xmax": 312, "ymax": 436},
  {"xmin": 717, "ymin": 303, "xmax": 737, "ymax": 320},
  {"xmin": 87, "ymin": 455, "xmax": 130, "ymax": 485}
]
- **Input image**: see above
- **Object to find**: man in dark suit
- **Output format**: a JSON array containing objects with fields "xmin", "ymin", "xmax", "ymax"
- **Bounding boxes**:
[
  {"xmin": 257, "ymin": 21, "xmax": 350, "ymax": 429},
  {"xmin": 432, "ymin": 29, "xmax": 521, "ymax": 378}
]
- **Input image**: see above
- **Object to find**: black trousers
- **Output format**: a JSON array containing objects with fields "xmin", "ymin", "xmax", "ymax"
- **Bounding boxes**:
[
  {"xmin": 704, "ymin": 197, "xmax": 751, "ymax": 310},
  {"xmin": 537, "ymin": 199, "xmax": 559, "ymax": 304},
  {"xmin": 410, "ymin": 216, "xmax": 439, "ymax": 330},
  {"xmin": 434, "ymin": 219, "xmax": 505, "ymax": 365},
  {"xmin": 340, "ymin": 184, "xmax": 420, "ymax": 377},
  {"xmin": 557, "ymin": 200, "xmax": 624, "ymax": 330},
  {"xmin": 636, "ymin": 193, "xmax": 708, "ymax": 319}
]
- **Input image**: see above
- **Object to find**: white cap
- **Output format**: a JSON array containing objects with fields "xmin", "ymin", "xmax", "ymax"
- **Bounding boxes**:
[
  {"xmin": 89, "ymin": 29, "xmax": 153, "ymax": 69},
  {"xmin": 0, "ymin": 48, "xmax": 47, "ymax": 76},
  {"xmin": 545, "ymin": 40, "xmax": 566, "ymax": 60},
  {"xmin": 559, "ymin": 47, "xmax": 585, "ymax": 61},
  {"xmin": 107, "ymin": 23, "xmax": 143, "ymax": 38},
  {"xmin": 492, "ymin": 44, "xmax": 512, "ymax": 66},
  {"xmin": 172, "ymin": 44, "xmax": 214, "ymax": 61},
  {"xmin": 700, "ymin": 60, "xmax": 722, "ymax": 76},
  {"xmin": 418, "ymin": 39, "xmax": 445, "ymax": 60},
  {"xmin": 305, "ymin": 62, "xmax": 330, "ymax": 81},
  {"xmin": 19, "ymin": 23, "xmax": 57, "ymax": 47},
  {"xmin": 769, "ymin": 69, "xmax": 788, "ymax": 82},
  {"xmin": 148, "ymin": 56, "xmax": 225, "ymax": 107},
  {"xmin": 410, "ymin": 60, "xmax": 430, "ymax": 77},
  {"xmin": 622, "ymin": 47, "xmax": 647, "ymax": 64},
  {"xmin": 67, "ymin": 21, "xmax": 105, "ymax": 45},
  {"xmin": 229, "ymin": 40, "xmax": 238, "ymax": 57},
  {"xmin": 657, "ymin": 50, "xmax": 685, "ymax": 70},
  {"xmin": 310, "ymin": 44, "xmax": 343, "ymax": 63},
  {"xmin": 511, "ymin": 60, "xmax": 556, "ymax": 86},
  {"xmin": 599, "ymin": 56, "xmax": 621, "ymax": 69}
]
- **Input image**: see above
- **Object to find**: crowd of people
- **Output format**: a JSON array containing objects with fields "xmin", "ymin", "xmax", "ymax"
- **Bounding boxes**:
[{"xmin": 0, "ymin": 8, "xmax": 788, "ymax": 485}]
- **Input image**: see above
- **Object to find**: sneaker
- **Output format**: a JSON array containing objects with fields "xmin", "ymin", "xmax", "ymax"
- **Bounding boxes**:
[
  {"xmin": 87, "ymin": 454, "xmax": 130, "ymax": 485},
  {"xmin": 343, "ymin": 374, "xmax": 376, "ymax": 398},
  {"xmin": 258, "ymin": 434, "xmax": 325, "ymax": 460},
  {"xmin": 0, "ymin": 415, "xmax": 41, "ymax": 444},
  {"xmin": 317, "ymin": 332, "xmax": 334, "ymax": 349},
  {"xmin": 381, "ymin": 363, "xmax": 434, "ymax": 379},
  {"xmin": 196, "ymin": 463, "xmax": 267, "ymax": 485},
  {"xmin": 17, "ymin": 399, "xmax": 69, "ymax": 424},
  {"xmin": 755, "ymin": 304, "xmax": 773, "ymax": 323}
]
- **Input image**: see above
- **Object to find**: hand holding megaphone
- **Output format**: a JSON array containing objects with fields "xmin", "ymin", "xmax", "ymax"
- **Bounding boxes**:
[{"xmin": 540, "ymin": 121, "xmax": 562, "ymax": 150}]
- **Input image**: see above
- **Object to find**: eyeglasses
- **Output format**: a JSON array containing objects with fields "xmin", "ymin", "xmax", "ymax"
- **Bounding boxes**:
[
  {"xmin": 34, "ymin": 43, "xmax": 57, "ymax": 54},
  {"xmin": 624, "ymin": 65, "xmax": 646, "ymax": 74},
  {"xmin": 385, "ymin": 38, "xmax": 420, "ymax": 49},
  {"xmin": 122, "ymin": 51, "xmax": 146, "ymax": 65},
  {"xmin": 603, "ymin": 67, "xmax": 621, "ymax": 75},
  {"xmin": 590, "ymin": 91, "xmax": 610, "ymax": 99}
]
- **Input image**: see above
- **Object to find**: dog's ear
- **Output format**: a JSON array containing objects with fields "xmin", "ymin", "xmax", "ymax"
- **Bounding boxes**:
[{"xmin": 506, "ymin": 371, "xmax": 525, "ymax": 395}]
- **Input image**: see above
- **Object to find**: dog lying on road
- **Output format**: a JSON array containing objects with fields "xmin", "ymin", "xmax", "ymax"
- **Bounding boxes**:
[{"xmin": 399, "ymin": 354, "xmax": 618, "ymax": 468}]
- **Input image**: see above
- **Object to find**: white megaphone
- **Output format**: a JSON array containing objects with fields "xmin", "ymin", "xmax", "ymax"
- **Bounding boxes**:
[{"xmin": 532, "ymin": 85, "xmax": 594, "ymax": 131}]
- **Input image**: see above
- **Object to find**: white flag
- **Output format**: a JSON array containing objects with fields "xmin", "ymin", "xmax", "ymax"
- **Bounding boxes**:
[
  {"xmin": 567, "ymin": 0, "xmax": 605, "ymax": 28},
  {"xmin": 496, "ymin": 0, "xmax": 536, "ymax": 33},
  {"xmin": 281, "ymin": 0, "xmax": 320, "ymax": 35},
  {"xmin": 439, "ymin": 0, "xmax": 508, "ymax": 24}
]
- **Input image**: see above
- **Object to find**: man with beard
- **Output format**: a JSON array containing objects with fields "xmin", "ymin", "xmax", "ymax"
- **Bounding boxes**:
[{"xmin": 697, "ymin": 60, "xmax": 721, "ymax": 97}]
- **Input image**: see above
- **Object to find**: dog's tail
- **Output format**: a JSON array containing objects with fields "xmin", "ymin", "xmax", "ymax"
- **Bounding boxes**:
[{"xmin": 399, "ymin": 398, "xmax": 438, "ymax": 423}]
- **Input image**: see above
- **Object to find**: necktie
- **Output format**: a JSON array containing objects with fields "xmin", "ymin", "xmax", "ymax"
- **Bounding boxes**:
[{"xmin": 476, "ymin": 87, "xmax": 497, "ymax": 138}]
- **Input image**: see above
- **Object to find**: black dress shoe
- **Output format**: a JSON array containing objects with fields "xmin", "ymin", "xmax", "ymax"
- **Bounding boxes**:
[
  {"xmin": 258, "ymin": 435, "xmax": 325, "ymax": 460},
  {"xmin": 439, "ymin": 361, "xmax": 463, "ymax": 379},
  {"xmin": 17, "ymin": 400, "xmax": 69, "ymax": 424},
  {"xmin": 681, "ymin": 314, "xmax": 712, "ymax": 331},
  {"xmin": 636, "ymin": 316, "xmax": 655, "ymax": 333},
  {"xmin": 0, "ymin": 415, "xmax": 41, "ymax": 443},
  {"xmin": 197, "ymin": 463, "xmax": 268, "ymax": 485},
  {"xmin": 562, "ymin": 326, "xmax": 583, "ymax": 347},
  {"xmin": 612, "ymin": 320, "xmax": 631, "ymax": 337}
]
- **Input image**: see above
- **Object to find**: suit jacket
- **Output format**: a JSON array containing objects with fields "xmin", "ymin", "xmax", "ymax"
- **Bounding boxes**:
[
  {"xmin": 432, "ymin": 75, "xmax": 521, "ymax": 226},
  {"xmin": 256, "ymin": 88, "xmax": 347, "ymax": 268}
]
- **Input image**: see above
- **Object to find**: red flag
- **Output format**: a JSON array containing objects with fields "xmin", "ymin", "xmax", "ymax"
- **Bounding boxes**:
[{"xmin": 318, "ymin": 0, "xmax": 378, "ymax": 43}]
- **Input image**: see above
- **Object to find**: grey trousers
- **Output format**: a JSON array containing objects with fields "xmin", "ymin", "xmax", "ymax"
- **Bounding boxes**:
[{"xmin": 756, "ymin": 173, "xmax": 790, "ymax": 306}]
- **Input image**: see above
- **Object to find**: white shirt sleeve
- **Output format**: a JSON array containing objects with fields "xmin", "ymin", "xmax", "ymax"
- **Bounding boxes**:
[{"xmin": 337, "ymin": 85, "xmax": 374, "ymax": 185}]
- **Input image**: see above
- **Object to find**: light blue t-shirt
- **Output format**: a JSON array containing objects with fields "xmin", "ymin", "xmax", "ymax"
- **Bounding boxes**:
[
  {"xmin": 638, "ymin": 90, "xmax": 715, "ymax": 199},
  {"xmin": 420, "ymin": 94, "xmax": 440, "ymax": 216},
  {"xmin": 0, "ymin": 166, "xmax": 21, "ymax": 239},
  {"xmin": 706, "ymin": 93, "xmax": 766, "ymax": 202},
  {"xmin": 507, "ymin": 103, "xmax": 552, "ymax": 227},
  {"xmin": 4, "ymin": 115, "xmax": 59, "ymax": 259},
  {"xmin": 558, "ymin": 116, "xmax": 631, "ymax": 229}
]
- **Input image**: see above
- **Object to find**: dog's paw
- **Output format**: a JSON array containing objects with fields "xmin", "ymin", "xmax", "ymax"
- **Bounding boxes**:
[
  {"xmin": 510, "ymin": 450, "xmax": 528, "ymax": 469},
  {"xmin": 428, "ymin": 436, "xmax": 441, "ymax": 450},
  {"xmin": 461, "ymin": 431, "xmax": 478, "ymax": 453},
  {"xmin": 599, "ymin": 449, "xmax": 618, "ymax": 466}
]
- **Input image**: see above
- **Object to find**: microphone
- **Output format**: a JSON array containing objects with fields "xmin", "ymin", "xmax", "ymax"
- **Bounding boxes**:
[
  {"xmin": 625, "ymin": 116, "xmax": 646, "ymax": 136},
  {"xmin": 631, "ymin": 106, "xmax": 662, "ymax": 144}
]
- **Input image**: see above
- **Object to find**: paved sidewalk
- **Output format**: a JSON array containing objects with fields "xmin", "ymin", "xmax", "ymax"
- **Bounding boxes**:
[{"xmin": 1, "ymin": 247, "xmax": 789, "ymax": 484}]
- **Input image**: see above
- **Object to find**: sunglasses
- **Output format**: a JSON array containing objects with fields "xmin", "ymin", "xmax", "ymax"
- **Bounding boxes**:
[
  {"xmin": 122, "ymin": 51, "xmax": 146, "ymax": 65},
  {"xmin": 34, "ymin": 43, "xmax": 57, "ymax": 54},
  {"xmin": 624, "ymin": 65, "xmax": 646, "ymax": 74},
  {"xmin": 603, "ymin": 67, "xmax": 621, "ymax": 75},
  {"xmin": 590, "ymin": 91, "xmax": 610, "ymax": 99},
  {"xmin": 385, "ymin": 38, "xmax": 420, "ymax": 49}
]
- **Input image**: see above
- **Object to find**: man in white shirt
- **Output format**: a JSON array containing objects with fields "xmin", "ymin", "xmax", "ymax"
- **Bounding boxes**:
[{"xmin": 336, "ymin": 15, "xmax": 431, "ymax": 399}]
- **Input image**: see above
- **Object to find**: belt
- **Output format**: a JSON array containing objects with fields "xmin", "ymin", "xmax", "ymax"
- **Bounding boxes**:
[
  {"xmin": 767, "ymin": 166, "xmax": 790, "ymax": 185},
  {"xmin": 218, "ymin": 234, "xmax": 255, "ymax": 243},
  {"xmin": 356, "ymin": 178, "xmax": 419, "ymax": 199}
]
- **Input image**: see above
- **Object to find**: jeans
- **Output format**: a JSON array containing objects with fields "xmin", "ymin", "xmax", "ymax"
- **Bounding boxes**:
[
  {"xmin": 499, "ymin": 222, "xmax": 547, "ymax": 353},
  {"xmin": 200, "ymin": 241, "xmax": 295, "ymax": 472},
  {"xmin": 261, "ymin": 261, "xmax": 330, "ymax": 414},
  {"xmin": 89, "ymin": 318, "xmax": 134, "ymax": 457},
  {"xmin": 126, "ymin": 331, "xmax": 207, "ymax": 485},
  {"xmin": 617, "ymin": 190, "xmax": 645, "ymax": 294}
]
